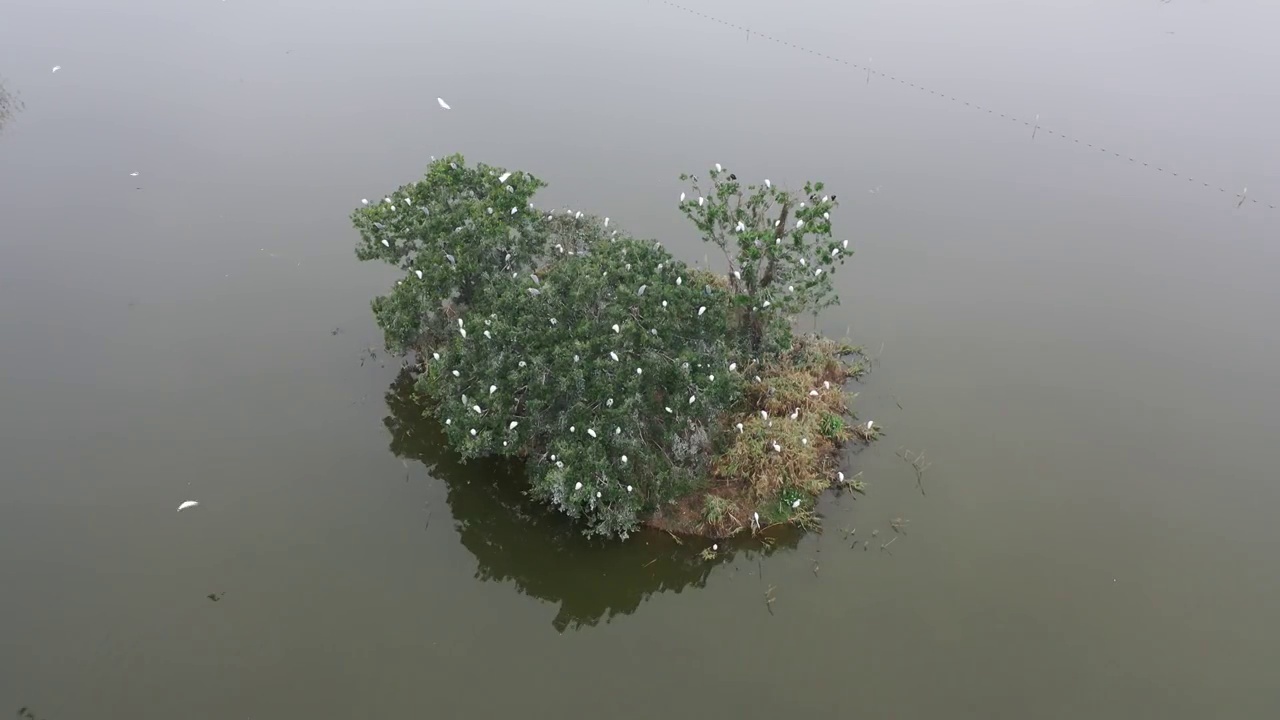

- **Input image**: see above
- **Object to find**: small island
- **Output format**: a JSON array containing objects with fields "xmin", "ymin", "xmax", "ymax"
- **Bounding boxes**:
[{"xmin": 353, "ymin": 155, "xmax": 876, "ymax": 540}]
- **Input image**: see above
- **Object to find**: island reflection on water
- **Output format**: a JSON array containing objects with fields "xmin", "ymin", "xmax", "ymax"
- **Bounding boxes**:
[{"xmin": 380, "ymin": 369, "xmax": 801, "ymax": 632}]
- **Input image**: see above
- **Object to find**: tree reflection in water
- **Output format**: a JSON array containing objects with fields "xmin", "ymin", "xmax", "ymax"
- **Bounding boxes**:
[{"xmin": 382, "ymin": 369, "xmax": 800, "ymax": 632}]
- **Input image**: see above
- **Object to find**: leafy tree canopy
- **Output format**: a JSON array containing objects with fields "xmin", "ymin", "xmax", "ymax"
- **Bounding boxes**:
[{"xmin": 353, "ymin": 155, "xmax": 852, "ymax": 538}]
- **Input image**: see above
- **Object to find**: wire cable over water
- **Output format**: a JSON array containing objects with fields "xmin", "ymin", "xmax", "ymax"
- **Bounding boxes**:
[{"xmin": 655, "ymin": 0, "xmax": 1274, "ymax": 211}]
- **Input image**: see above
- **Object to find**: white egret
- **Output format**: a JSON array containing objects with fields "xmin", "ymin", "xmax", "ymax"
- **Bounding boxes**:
[
  {"xmin": 762, "ymin": 301, "xmax": 771, "ymax": 308},
  {"xmin": 866, "ymin": 420, "xmax": 874, "ymax": 430},
  {"xmin": 483, "ymin": 330, "xmax": 492, "ymax": 339},
  {"xmin": 612, "ymin": 324, "xmax": 620, "ymax": 333},
  {"xmin": 680, "ymin": 192, "xmax": 686, "ymax": 202},
  {"xmin": 636, "ymin": 367, "xmax": 643, "ymax": 375},
  {"xmin": 824, "ymin": 212, "xmax": 830, "ymax": 220},
  {"xmin": 809, "ymin": 390, "xmax": 818, "ymax": 396},
  {"xmin": 432, "ymin": 352, "xmax": 441, "ymax": 360},
  {"xmin": 843, "ymin": 239, "xmax": 849, "ymax": 249},
  {"xmin": 610, "ymin": 351, "xmax": 619, "ymax": 361},
  {"xmin": 597, "ymin": 491, "xmax": 602, "ymax": 498},
  {"xmin": 733, "ymin": 271, "xmax": 741, "ymax": 280},
  {"xmin": 790, "ymin": 408, "xmax": 799, "ymax": 420},
  {"xmin": 665, "ymin": 407, "xmax": 673, "ymax": 413},
  {"xmin": 736, "ymin": 221, "xmax": 746, "ymax": 232},
  {"xmin": 445, "ymin": 419, "xmax": 452, "ymax": 425},
  {"xmin": 362, "ymin": 199, "xmax": 368, "ymax": 204},
  {"xmin": 736, "ymin": 423, "xmax": 744, "ymax": 433},
  {"xmin": 792, "ymin": 498, "xmax": 802, "ymax": 509},
  {"xmin": 489, "ymin": 385, "xmax": 497, "ymax": 395},
  {"xmin": 587, "ymin": 428, "xmax": 597, "ymax": 438},
  {"xmin": 708, "ymin": 374, "xmax": 715, "ymax": 382},
  {"xmin": 761, "ymin": 410, "xmax": 768, "ymax": 421},
  {"xmin": 662, "ymin": 300, "xmax": 668, "ymax": 308},
  {"xmin": 772, "ymin": 442, "xmax": 782, "ymax": 452},
  {"xmin": 606, "ymin": 398, "xmax": 614, "ymax": 407},
  {"xmin": 837, "ymin": 471, "xmax": 845, "ymax": 483},
  {"xmin": 800, "ymin": 258, "xmax": 807, "ymax": 266},
  {"xmin": 575, "ymin": 482, "xmax": 583, "ymax": 490},
  {"xmin": 511, "ymin": 207, "xmax": 518, "ymax": 215},
  {"xmin": 509, "ymin": 421, "xmax": 519, "ymax": 430},
  {"xmin": 823, "ymin": 381, "xmax": 830, "ymax": 389},
  {"xmin": 574, "ymin": 355, "xmax": 580, "ymax": 362},
  {"xmin": 498, "ymin": 171, "xmax": 512, "ymax": 183},
  {"xmin": 796, "ymin": 219, "xmax": 805, "ymax": 229},
  {"xmin": 437, "ymin": 97, "xmax": 451, "ymax": 109},
  {"xmin": 729, "ymin": 363, "xmax": 737, "ymax": 372},
  {"xmin": 459, "ymin": 328, "xmax": 467, "ymax": 338},
  {"xmin": 689, "ymin": 395, "xmax": 696, "ymax": 404},
  {"xmin": 712, "ymin": 544, "xmax": 718, "ymax": 551},
  {"xmin": 177, "ymin": 501, "xmax": 199, "ymax": 512},
  {"xmin": 637, "ymin": 284, "xmax": 647, "ymax": 296},
  {"xmin": 615, "ymin": 427, "xmax": 621, "ymax": 435},
  {"xmin": 815, "ymin": 268, "xmax": 823, "ymax": 276},
  {"xmin": 764, "ymin": 179, "xmax": 772, "ymax": 188},
  {"xmin": 698, "ymin": 306, "xmax": 706, "ymax": 316},
  {"xmin": 470, "ymin": 428, "xmax": 477, "ymax": 436},
  {"xmin": 621, "ymin": 455, "xmax": 628, "ymax": 463},
  {"xmin": 604, "ymin": 217, "xmax": 610, "ymax": 227},
  {"xmin": 549, "ymin": 318, "xmax": 557, "ymax": 325},
  {"xmin": 627, "ymin": 485, "xmax": 633, "ymax": 492},
  {"xmin": 384, "ymin": 197, "xmax": 392, "ymax": 204},
  {"xmin": 381, "ymin": 239, "xmax": 390, "ymax": 247},
  {"xmin": 570, "ymin": 426, "xmax": 576, "ymax": 432},
  {"xmin": 52, "ymin": 65, "xmax": 61, "ymax": 73},
  {"xmin": 801, "ymin": 438, "xmax": 808, "ymax": 446},
  {"xmin": 518, "ymin": 360, "xmax": 526, "ymax": 368},
  {"xmin": 452, "ymin": 370, "xmax": 461, "ymax": 377},
  {"xmin": 472, "ymin": 405, "xmax": 482, "ymax": 414},
  {"xmin": 676, "ymin": 277, "xmax": 682, "ymax": 286},
  {"xmin": 698, "ymin": 196, "xmax": 704, "ymax": 206},
  {"xmin": 715, "ymin": 163, "xmax": 722, "ymax": 172},
  {"xmin": 416, "ymin": 270, "xmax": 423, "ymax": 279}
]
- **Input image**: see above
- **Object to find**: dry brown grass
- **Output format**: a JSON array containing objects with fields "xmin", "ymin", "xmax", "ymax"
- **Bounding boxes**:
[{"xmin": 648, "ymin": 335, "xmax": 875, "ymax": 538}]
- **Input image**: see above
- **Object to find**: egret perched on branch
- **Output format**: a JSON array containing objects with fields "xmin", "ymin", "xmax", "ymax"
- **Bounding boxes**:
[
  {"xmin": 498, "ymin": 171, "xmax": 511, "ymax": 183},
  {"xmin": 509, "ymin": 421, "xmax": 519, "ymax": 430},
  {"xmin": 587, "ymin": 428, "xmax": 597, "ymax": 438}
]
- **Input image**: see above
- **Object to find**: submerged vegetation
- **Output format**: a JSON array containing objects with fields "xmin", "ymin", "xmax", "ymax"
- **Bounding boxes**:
[{"xmin": 353, "ymin": 155, "xmax": 877, "ymax": 539}]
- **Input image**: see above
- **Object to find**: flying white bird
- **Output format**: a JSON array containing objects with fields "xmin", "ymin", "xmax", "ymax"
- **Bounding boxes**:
[
  {"xmin": 437, "ymin": 97, "xmax": 451, "ymax": 110},
  {"xmin": 177, "ymin": 501, "xmax": 199, "ymax": 512}
]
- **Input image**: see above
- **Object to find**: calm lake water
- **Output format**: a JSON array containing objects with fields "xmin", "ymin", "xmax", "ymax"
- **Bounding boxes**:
[{"xmin": 3, "ymin": 0, "xmax": 1279, "ymax": 717}]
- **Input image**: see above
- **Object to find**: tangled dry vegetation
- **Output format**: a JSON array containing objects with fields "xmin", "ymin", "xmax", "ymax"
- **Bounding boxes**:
[{"xmin": 648, "ymin": 335, "xmax": 877, "ymax": 538}]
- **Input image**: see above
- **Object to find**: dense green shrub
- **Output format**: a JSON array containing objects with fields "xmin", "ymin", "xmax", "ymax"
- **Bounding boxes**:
[{"xmin": 354, "ymin": 155, "xmax": 853, "ymax": 538}]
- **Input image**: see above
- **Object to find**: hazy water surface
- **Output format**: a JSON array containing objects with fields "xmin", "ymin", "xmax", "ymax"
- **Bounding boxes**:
[{"xmin": 2, "ymin": 0, "xmax": 1279, "ymax": 717}]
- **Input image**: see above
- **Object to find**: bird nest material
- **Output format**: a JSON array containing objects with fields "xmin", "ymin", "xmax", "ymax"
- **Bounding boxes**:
[{"xmin": 646, "ymin": 334, "xmax": 875, "ymax": 538}]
